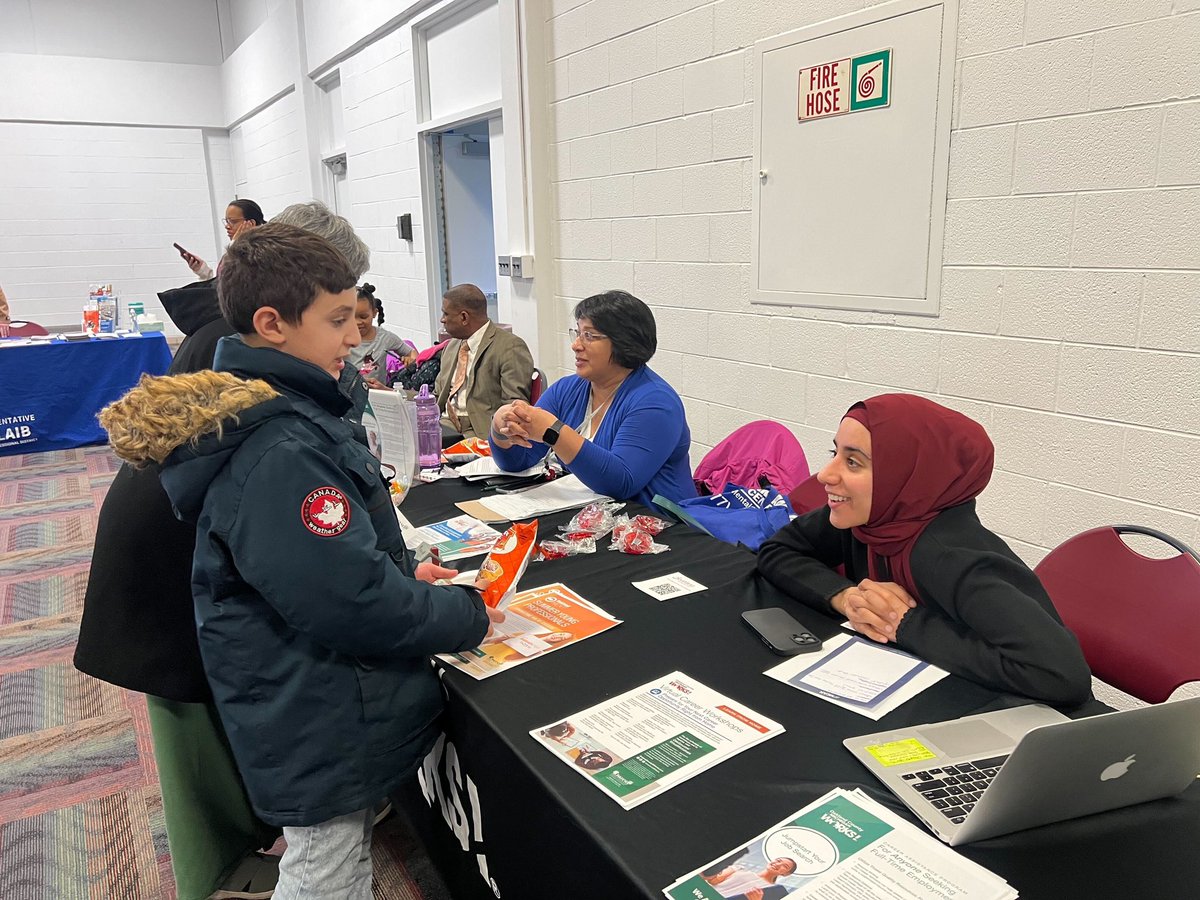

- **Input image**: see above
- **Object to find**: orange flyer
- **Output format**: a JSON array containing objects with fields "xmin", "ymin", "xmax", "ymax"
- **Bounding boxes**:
[{"xmin": 438, "ymin": 583, "xmax": 621, "ymax": 680}]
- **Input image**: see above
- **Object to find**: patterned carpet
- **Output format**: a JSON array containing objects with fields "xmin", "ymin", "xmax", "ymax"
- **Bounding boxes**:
[{"xmin": 0, "ymin": 446, "xmax": 449, "ymax": 900}]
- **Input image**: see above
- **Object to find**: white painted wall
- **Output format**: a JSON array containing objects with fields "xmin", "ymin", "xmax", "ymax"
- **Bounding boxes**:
[
  {"xmin": 0, "ymin": 0, "xmax": 222, "ymax": 65},
  {"xmin": 0, "ymin": 53, "xmax": 224, "ymax": 128},
  {"xmin": 0, "ymin": 122, "xmax": 218, "ymax": 330},
  {"xmin": 0, "ymin": 1, "xmax": 227, "ymax": 333},
  {"xmin": 221, "ymin": 0, "xmax": 301, "ymax": 127},
  {"xmin": 230, "ymin": 90, "xmax": 309, "ymax": 218},
  {"xmin": 442, "ymin": 134, "xmax": 498, "ymax": 294},
  {"xmin": 424, "ymin": 1, "xmax": 502, "ymax": 121},
  {"xmin": 541, "ymin": 0, "xmax": 1200, "ymax": 563},
  {"xmin": 337, "ymin": 25, "xmax": 428, "ymax": 350}
]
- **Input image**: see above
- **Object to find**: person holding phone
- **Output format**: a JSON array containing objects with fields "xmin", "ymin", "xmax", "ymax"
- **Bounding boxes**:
[{"xmin": 176, "ymin": 198, "xmax": 266, "ymax": 280}]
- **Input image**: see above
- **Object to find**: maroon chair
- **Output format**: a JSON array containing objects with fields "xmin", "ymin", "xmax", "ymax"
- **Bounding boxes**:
[
  {"xmin": 787, "ymin": 473, "xmax": 829, "ymax": 516},
  {"xmin": 1035, "ymin": 525, "xmax": 1200, "ymax": 703},
  {"xmin": 530, "ymin": 368, "xmax": 547, "ymax": 405},
  {"xmin": 6, "ymin": 320, "xmax": 50, "ymax": 337}
]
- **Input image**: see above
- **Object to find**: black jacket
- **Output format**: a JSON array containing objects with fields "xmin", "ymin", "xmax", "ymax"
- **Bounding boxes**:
[
  {"xmin": 108, "ymin": 336, "xmax": 488, "ymax": 826},
  {"xmin": 74, "ymin": 280, "xmax": 235, "ymax": 701},
  {"xmin": 757, "ymin": 502, "xmax": 1093, "ymax": 707}
]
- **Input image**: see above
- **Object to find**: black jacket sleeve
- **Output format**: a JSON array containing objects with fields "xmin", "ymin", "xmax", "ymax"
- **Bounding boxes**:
[
  {"xmin": 898, "ymin": 537, "xmax": 1093, "ymax": 707},
  {"xmin": 756, "ymin": 507, "xmax": 855, "ymax": 613},
  {"xmin": 225, "ymin": 439, "xmax": 489, "ymax": 659}
]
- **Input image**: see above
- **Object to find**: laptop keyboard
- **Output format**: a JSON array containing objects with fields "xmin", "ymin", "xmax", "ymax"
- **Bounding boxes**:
[{"xmin": 900, "ymin": 755, "xmax": 1010, "ymax": 824}]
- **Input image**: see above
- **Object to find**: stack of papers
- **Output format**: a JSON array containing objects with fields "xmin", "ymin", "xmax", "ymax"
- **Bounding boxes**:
[
  {"xmin": 455, "ymin": 474, "xmax": 609, "ymax": 522},
  {"xmin": 663, "ymin": 787, "xmax": 1017, "ymax": 899},
  {"xmin": 455, "ymin": 455, "xmax": 546, "ymax": 481},
  {"xmin": 764, "ymin": 633, "xmax": 948, "ymax": 720},
  {"xmin": 396, "ymin": 513, "xmax": 501, "ymax": 562},
  {"xmin": 531, "ymin": 672, "xmax": 784, "ymax": 810}
]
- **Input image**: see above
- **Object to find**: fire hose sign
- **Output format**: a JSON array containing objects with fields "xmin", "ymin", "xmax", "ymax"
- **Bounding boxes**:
[{"xmin": 798, "ymin": 49, "xmax": 891, "ymax": 122}]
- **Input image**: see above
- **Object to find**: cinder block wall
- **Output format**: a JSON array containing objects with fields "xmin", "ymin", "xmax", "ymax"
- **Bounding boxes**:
[{"xmin": 541, "ymin": 0, "xmax": 1200, "ymax": 565}]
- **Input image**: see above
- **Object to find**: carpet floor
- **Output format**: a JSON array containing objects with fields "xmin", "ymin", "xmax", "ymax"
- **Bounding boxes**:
[{"xmin": 0, "ymin": 446, "xmax": 452, "ymax": 900}]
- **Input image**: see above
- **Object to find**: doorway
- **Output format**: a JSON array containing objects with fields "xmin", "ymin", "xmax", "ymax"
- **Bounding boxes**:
[{"xmin": 428, "ymin": 117, "xmax": 499, "ymax": 327}]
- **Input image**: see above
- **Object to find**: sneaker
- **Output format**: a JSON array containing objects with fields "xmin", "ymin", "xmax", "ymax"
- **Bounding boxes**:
[{"xmin": 209, "ymin": 853, "xmax": 279, "ymax": 900}]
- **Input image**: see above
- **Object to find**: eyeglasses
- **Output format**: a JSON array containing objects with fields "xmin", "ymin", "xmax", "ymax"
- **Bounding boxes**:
[
  {"xmin": 223, "ymin": 218, "xmax": 245, "ymax": 226},
  {"xmin": 568, "ymin": 327, "xmax": 609, "ymax": 344}
]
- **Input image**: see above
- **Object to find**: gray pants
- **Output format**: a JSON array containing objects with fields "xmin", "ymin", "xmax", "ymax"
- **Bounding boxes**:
[{"xmin": 275, "ymin": 808, "xmax": 374, "ymax": 899}]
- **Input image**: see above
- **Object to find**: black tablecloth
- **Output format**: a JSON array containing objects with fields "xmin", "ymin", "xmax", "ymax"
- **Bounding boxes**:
[{"xmin": 395, "ymin": 476, "xmax": 1200, "ymax": 900}]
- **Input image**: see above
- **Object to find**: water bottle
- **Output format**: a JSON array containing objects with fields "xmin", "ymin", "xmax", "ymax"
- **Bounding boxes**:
[
  {"xmin": 414, "ymin": 384, "xmax": 441, "ymax": 468},
  {"xmin": 127, "ymin": 300, "xmax": 145, "ymax": 331}
]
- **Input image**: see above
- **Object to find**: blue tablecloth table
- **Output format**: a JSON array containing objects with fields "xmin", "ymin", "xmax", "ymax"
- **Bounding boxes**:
[{"xmin": 0, "ymin": 334, "xmax": 173, "ymax": 456}]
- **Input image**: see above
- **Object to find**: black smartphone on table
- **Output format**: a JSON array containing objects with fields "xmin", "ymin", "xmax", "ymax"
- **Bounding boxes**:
[{"xmin": 741, "ymin": 607, "xmax": 822, "ymax": 655}]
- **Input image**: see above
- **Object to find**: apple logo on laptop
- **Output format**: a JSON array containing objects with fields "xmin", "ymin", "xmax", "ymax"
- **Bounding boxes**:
[{"xmin": 1100, "ymin": 754, "xmax": 1136, "ymax": 781}]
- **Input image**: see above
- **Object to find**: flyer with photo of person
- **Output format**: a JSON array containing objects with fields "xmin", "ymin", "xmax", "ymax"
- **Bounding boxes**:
[
  {"xmin": 437, "ymin": 583, "xmax": 620, "ymax": 680},
  {"xmin": 531, "ymin": 672, "xmax": 784, "ymax": 810},
  {"xmin": 663, "ymin": 787, "xmax": 1015, "ymax": 900}
]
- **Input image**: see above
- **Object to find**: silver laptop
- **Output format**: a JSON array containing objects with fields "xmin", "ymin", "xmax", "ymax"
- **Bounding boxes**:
[{"xmin": 844, "ymin": 697, "xmax": 1200, "ymax": 846}]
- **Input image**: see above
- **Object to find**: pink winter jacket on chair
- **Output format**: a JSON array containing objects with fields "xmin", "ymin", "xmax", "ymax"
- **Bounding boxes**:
[{"xmin": 694, "ymin": 421, "xmax": 809, "ymax": 496}]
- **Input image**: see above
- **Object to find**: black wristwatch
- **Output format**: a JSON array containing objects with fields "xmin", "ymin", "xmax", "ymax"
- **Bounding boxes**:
[{"xmin": 543, "ymin": 418, "xmax": 566, "ymax": 446}]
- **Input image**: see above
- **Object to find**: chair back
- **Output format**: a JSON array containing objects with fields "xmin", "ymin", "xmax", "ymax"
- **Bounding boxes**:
[
  {"xmin": 530, "ymin": 368, "xmax": 547, "ymax": 405},
  {"xmin": 787, "ymin": 473, "xmax": 829, "ymax": 516},
  {"xmin": 7, "ymin": 320, "xmax": 50, "ymax": 337},
  {"xmin": 695, "ymin": 421, "xmax": 809, "ymax": 496},
  {"xmin": 1035, "ymin": 526, "xmax": 1200, "ymax": 703}
]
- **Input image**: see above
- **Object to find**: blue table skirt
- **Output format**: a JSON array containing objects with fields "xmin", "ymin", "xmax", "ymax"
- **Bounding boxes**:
[{"xmin": 0, "ymin": 334, "xmax": 173, "ymax": 456}]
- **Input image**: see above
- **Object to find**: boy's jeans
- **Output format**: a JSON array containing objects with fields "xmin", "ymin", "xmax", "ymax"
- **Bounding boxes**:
[{"xmin": 275, "ymin": 808, "xmax": 374, "ymax": 899}]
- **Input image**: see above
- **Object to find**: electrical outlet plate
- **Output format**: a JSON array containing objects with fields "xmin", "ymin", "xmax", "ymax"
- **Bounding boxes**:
[{"xmin": 497, "ymin": 255, "xmax": 511, "ymax": 276}]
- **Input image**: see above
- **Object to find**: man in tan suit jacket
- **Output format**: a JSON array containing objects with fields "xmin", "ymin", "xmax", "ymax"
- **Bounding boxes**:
[{"xmin": 434, "ymin": 284, "xmax": 535, "ymax": 439}]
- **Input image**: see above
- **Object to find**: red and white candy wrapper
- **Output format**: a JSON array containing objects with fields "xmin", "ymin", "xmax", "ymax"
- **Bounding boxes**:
[
  {"xmin": 560, "ymin": 500, "xmax": 625, "ymax": 539},
  {"xmin": 536, "ymin": 536, "xmax": 596, "ymax": 560},
  {"xmin": 629, "ymin": 514, "xmax": 670, "ymax": 535},
  {"xmin": 609, "ymin": 522, "xmax": 669, "ymax": 555}
]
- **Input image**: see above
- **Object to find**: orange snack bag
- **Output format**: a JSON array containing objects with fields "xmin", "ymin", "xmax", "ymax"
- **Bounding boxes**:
[
  {"xmin": 477, "ymin": 519, "xmax": 538, "ymax": 608},
  {"xmin": 443, "ymin": 436, "xmax": 492, "ymax": 461}
]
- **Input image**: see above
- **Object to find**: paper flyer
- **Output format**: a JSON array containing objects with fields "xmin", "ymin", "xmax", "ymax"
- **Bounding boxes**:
[
  {"xmin": 663, "ymin": 787, "xmax": 1016, "ymax": 899},
  {"xmin": 437, "ymin": 583, "xmax": 620, "ymax": 680},
  {"xmin": 399, "ymin": 514, "xmax": 501, "ymax": 562},
  {"xmin": 765, "ymin": 633, "xmax": 949, "ymax": 720},
  {"xmin": 531, "ymin": 672, "xmax": 784, "ymax": 810}
]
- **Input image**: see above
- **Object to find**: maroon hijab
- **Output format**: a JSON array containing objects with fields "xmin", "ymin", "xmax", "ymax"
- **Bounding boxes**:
[{"xmin": 844, "ymin": 394, "xmax": 994, "ymax": 601}]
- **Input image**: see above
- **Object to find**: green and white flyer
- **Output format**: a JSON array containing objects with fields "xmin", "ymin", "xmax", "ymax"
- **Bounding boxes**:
[
  {"xmin": 531, "ymin": 672, "xmax": 784, "ymax": 810},
  {"xmin": 664, "ymin": 788, "xmax": 1016, "ymax": 899}
]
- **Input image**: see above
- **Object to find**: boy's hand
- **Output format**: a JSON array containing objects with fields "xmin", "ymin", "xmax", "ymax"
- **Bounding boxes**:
[
  {"xmin": 485, "ymin": 606, "xmax": 505, "ymax": 640},
  {"xmin": 415, "ymin": 561, "xmax": 457, "ymax": 583}
]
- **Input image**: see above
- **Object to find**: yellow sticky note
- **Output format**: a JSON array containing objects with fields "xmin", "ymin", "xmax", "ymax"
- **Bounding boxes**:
[{"xmin": 865, "ymin": 739, "xmax": 936, "ymax": 767}]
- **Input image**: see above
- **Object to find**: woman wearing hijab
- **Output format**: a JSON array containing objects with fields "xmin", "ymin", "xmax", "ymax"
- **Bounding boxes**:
[{"xmin": 757, "ymin": 394, "xmax": 1092, "ymax": 707}]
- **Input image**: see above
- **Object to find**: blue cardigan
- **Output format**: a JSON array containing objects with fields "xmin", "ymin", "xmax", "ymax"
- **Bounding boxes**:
[{"xmin": 493, "ymin": 366, "xmax": 697, "ymax": 509}]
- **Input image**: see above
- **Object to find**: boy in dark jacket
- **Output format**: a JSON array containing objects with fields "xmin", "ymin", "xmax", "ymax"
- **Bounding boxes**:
[{"xmin": 101, "ymin": 224, "xmax": 496, "ymax": 899}]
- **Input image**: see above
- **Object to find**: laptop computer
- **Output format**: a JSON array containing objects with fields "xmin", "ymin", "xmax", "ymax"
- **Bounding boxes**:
[{"xmin": 844, "ymin": 697, "xmax": 1200, "ymax": 846}]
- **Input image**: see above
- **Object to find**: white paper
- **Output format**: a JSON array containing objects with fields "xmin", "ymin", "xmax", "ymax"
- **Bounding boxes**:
[
  {"xmin": 456, "ymin": 455, "xmax": 546, "ymax": 481},
  {"xmin": 461, "ymin": 474, "xmax": 608, "ymax": 521},
  {"xmin": 368, "ymin": 389, "xmax": 418, "ymax": 496},
  {"xmin": 663, "ymin": 787, "xmax": 1016, "ymax": 900},
  {"xmin": 398, "ymin": 514, "xmax": 501, "ymax": 562},
  {"xmin": 765, "ymin": 633, "xmax": 948, "ymax": 720},
  {"xmin": 531, "ymin": 672, "xmax": 784, "ymax": 810},
  {"xmin": 632, "ymin": 572, "xmax": 708, "ymax": 601}
]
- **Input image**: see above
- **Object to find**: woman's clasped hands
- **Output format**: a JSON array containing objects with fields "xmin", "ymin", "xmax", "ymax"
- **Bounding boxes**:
[
  {"xmin": 492, "ymin": 400, "xmax": 553, "ymax": 448},
  {"xmin": 831, "ymin": 579, "xmax": 917, "ymax": 644}
]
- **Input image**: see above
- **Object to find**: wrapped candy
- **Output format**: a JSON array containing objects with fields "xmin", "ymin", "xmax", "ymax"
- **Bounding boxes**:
[
  {"xmin": 536, "ymin": 537, "xmax": 596, "ymax": 561},
  {"xmin": 628, "ymin": 514, "xmax": 671, "ymax": 535},
  {"xmin": 560, "ymin": 500, "xmax": 625, "ymax": 539},
  {"xmin": 609, "ymin": 520, "xmax": 669, "ymax": 555}
]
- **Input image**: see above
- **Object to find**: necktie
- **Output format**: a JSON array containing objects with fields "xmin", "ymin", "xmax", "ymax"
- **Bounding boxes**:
[{"xmin": 447, "ymin": 341, "xmax": 470, "ymax": 431}]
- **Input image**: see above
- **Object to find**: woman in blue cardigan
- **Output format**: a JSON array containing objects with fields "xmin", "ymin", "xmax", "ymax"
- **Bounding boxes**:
[{"xmin": 490, "ymin": 290, "xmax": 697, "ymax": 509}]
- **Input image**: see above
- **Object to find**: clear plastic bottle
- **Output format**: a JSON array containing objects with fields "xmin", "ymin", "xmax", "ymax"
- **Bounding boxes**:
[{"xmin": 414, "ymin": 384, "xmax": 442, "ymax": 468}]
